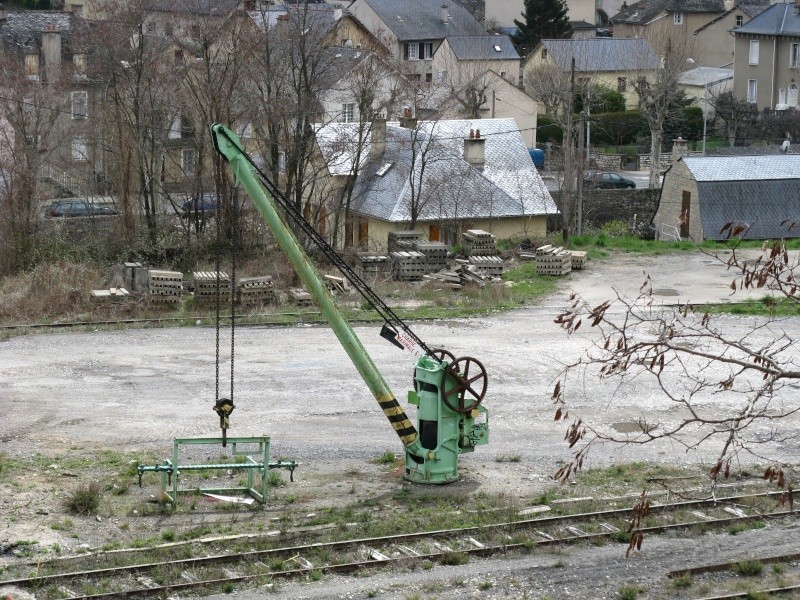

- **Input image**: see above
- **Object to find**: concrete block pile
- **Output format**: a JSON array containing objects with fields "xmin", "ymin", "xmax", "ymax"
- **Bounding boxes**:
[
  {"xmin": 237, "ymin": 275, "xmax": 275, "ymax": 307},
  {"xmin": 192, "ymin": 271, "xmax": 230, "ymax": 303},
  {"xmin": 148, "ymin": 269, "xmax": 183, "ymax": 304},
  {"xmin": 534, "ymin": 246, "xmax": 572, "ymax": 276},
  {"xmin": 462, "ymin": 230, "xmax": 498, "ymax": 257},
  {"xmin": 391, "ymin": 250, "xmax": 427, "ymax": 281},
  {"xmin": 388, "ymin": 230, "xmax": 423, "ymax": 252},
  {"xmin": 412, "ymin": 240, "xmax": 448, "ymax": 272}
]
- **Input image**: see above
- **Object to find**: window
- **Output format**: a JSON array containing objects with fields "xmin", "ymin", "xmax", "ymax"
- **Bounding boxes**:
[
  {"xmin": 24, "ymin": 54, "xmax": 39, "ymax": 80},
  {"xmin": 749, "ymin": 40, "xmax": 759, "ymax": 65},
  {"xmin": 790, "ymin": 83, "xmax": 798, "ymax": 106},
  {"xmin": 73, "ymin": 53, "xmax": 87, "ymax": 79},
  {"xmin": 437, "ymin": 70, "xmax": 447, "ymax": 84},
  {"xmin": 174, "ymin": 49, "xmax": 183, "ymax": 65},
  {"xmin": 735, "ymin": 15, "xmax": 743, "ymax": 27},
  {"xmin": 182, "ymin": 148, "xmax": 195, "ymax": 175},
  {"xmin": 617, "ymin": 77, "xmax": 627, "ymax": 92},
  {"xmin": 673, "ymin": 12, "xmax": 683, "ymax": 24},
  {"xmin": 404, "ymin": 42, "xmax": 418, "ymax": 60},
  {"xmin": 164, "ymin": 22, "xmax": 174, "ymax": 36},
  {"xmin": 277, "ymin": 151, "xmax": 286, "ymax": 173},
  {"xmin": 423, "ymin": 42, "xmax": 433, "ymax": 59},
  {"xmin": 747, "ymin": 78, "xmax": 758, "ymax": 103},
  {"xmin": 791, "ymin": 43, "xmax": 800, "ymax": 68},
  {"xmin": 404, "ymin": 42, "xmax": 432, "ymax": 60},
  {"xmin": 169, "ymin": 117, "xmax": 182, "ymax": 139},
  {"xmin": 500, "ymin": 70, "xmax": 507, "ymax": 78},
  {"xmin": 71, "ymin": 91, "xmax": 88, "ymax": 119},
  {"xmin": 425, "ymin": 72, "xmax": 432, "ymax": 82},
  {"xmin": 72, "ymin": 137, "xmax": 88, "ymax": 161},
  {"xmin": 541, "ymin": 48, "xmax": 547, "ymax": 59},
  {"xmin": 341, "ymin": 103, "xmax": 355, "ymax": 123}
]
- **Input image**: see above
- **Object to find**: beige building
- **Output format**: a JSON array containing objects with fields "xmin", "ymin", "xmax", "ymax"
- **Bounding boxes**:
[
  {"xmin": 347, "ymin": 0, "xmax": 487, "ymax": 81},
  {"xmin": 733, "ymin": 3, "xmax": 800, "ymax": 111},
  {"xmin": 430, "ymin": 35, "xmax": 521, "ymax": 87},
  {"xmin": 525, "ymin": 38, "xmax": 660, "ymax": 112},
  {"xmin": 314, "ymin": 118, "xmax": 557, "ymax": 249}
]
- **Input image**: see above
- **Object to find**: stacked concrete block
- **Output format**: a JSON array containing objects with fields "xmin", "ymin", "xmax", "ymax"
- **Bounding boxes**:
[
  {"xmin": 535, "ymin": 247, "xmax": 572, "ymax": 276},
  {"xmin": 192, "ymin": 271, "xmax": 230, "ymax": 303},
  {"xmin": 148, "ymin": 270, "xmax": 183, "ymax": 304},
  {"xmin": 391, "ymin": 250, "xmax": 427, "ymax": 281},
  {"xmin": 412, "ymin": 240, "xmax": 448, "ymax": 273},
  {"xmin": 388, "ymin": 230, "xmax": 423, "ymax": 252},
  {"xmin": 462, "ymin": 230, "xmax": 498, "ymax": 257},
  {"xmin": 570, "ymin": 251, "xmax": 588, "ymax": 270},
  {"xmin": 289, "ymin": 288, "xmax": 313, "ymax": 306},
  {"xmin": 468, "ymin": 255, "xmax": 504, "ymax": 277},
  {"xmin": 237, "ymin": 276, "xmax": 275, "ymax": 307},
  {"xmin": 356, "ymin": 253, "xmax": 391, "ymax": 277},
  {"xmin": 90, "ymin": 287, "xmax": 130, "ymax": 302}
]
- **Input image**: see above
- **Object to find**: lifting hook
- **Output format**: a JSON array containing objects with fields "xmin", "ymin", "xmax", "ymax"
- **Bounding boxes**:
[{"xmin": 213, "ymin": 398, "xmax": 235, "ymax": 447}]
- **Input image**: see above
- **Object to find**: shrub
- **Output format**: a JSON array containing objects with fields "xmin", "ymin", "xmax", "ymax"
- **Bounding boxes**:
[
  {"xmin": 732, "ymin": 560, "xmax": 763, "ymax": 576},
  {"xmin": 537, "ymin": 115, "xmax": 564, "ymax": 144},
  {"xmin": 592, "ymin": 111, "xmax": 645, "ymax": 146},
  {"xmin": 65, "ymin": 482, "xmax": 102, "ymax": 515}
]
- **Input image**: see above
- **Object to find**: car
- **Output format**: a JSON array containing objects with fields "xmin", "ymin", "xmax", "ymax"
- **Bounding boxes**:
[
  {"xmin": 182, "ymin": 193, "xmax": 220, "ymax": 213},
  {"xmin": 47, "ymin": 199, "xmax": 118, "ymax": 217},
  {"xmin": 584, "ymin": 172, "xmax": 636, "ymax": 189}
]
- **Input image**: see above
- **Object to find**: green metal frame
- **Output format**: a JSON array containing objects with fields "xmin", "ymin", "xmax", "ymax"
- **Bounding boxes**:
[{"xmin": 137, "ymin": 436, "xmax": 298, "ymax": 505}]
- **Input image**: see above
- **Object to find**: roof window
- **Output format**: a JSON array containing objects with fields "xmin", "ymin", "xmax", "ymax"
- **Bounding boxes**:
[
  {"xmin": 494, "ymin": 45, "xmax": 502, "ymax": 52},
  {"xmin": 376, "ymin": 162, "xmax": 393, "ymax": 176}
]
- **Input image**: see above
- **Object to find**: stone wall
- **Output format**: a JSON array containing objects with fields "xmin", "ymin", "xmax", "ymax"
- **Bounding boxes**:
[{"xmin": 548, "ymin": 188, "xmax": 661, "ymax": 234}]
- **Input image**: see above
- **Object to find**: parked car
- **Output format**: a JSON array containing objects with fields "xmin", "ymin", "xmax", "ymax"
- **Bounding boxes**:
[
  {"xmin": 47, "ymin": 199, "xmax": 118, "ymax": 217},
  {"xmin": 584, "ymin": 172, "xmax": 636, "ymax": 189},
  {"xmin": 182, "ymin": 193, "xmax": 220, "ymax": 213}
]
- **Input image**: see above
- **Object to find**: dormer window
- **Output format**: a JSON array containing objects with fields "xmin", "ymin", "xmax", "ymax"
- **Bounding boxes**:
[
  {"xmin": 735, "ymin": 14, "xmax": 743, "ymax": 26},
  {"xmin": 71, "ymin": 91, "xmax": 88, "ymax": 119},
  {"xmin": 673, "ymin": 12, "xmax": 683, "ymax": 24},
  {"xmin": 73, "ymin": 53, "xmax": 87, "ymax": 79}
]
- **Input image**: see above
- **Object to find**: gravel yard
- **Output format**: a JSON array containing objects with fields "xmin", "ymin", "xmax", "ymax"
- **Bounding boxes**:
[{"xmin": 1, "ymin": 249, "xmax": 799, "ymax": 599}]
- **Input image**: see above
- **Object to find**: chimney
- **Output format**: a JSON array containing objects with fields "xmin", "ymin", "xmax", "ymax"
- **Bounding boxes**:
[
  {"xmin": 42, "ymin": 24, "xmax": 61, "ymax": 83},
  {"xmin": 333, "ymin": 7, "xmax": 343, "ymax": 20},
  {"xmin": 723, "ymin": 0, "xmax": 734, "ymax": 10},
  {"xmin": 244, "ymin": 0, "xmax": 255, "ymax": 10},
  {"xmin": 463, "ymin": 128, "xmax": 486, "ymax": 172},
  {"xmin": 671, "ymin": 136, "xmax": 688, "ymax": 163},
  {"xmin": 441, "ymin": 4, "xmax": 449, "ymax": 23},
  {"xmin": 399, "ymin": 106, "xmax": 417, "ymax": 129},
  {"xmin": 371, "ymin": 117, "xmax": 387, "ymax": 160}
]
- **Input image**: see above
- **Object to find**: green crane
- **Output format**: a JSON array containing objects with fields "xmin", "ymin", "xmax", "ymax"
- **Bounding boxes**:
[{"xmin": 211, "ymin": 124, "xmax": 488, "ymax": 484}]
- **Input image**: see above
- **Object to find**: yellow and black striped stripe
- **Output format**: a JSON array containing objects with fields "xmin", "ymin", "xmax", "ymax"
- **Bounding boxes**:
[{"xmin": 377, "ymin": 394, "xmax": 418, "ymax": 445}]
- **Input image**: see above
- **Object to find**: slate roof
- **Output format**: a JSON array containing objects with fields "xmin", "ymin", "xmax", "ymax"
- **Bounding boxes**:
[
  {"xmin": 665, "ymin": 0, "xmax": 725, "ymax": 13},
  {"xmin": 444, "ymin": 35, "xmax": 519, "ymax": 60},
  {"xmin": 0, "ymin": 11, "xmax": 89, "ymax": 54},
  {"xmin": 733, "ymin": 2, "xmax": 800, "ymax": 36},
  {"xmin": 540, "ymin": 38, "xmax": 660, "ymax": 72},
  {"xmin": 353, "ymin": 0, "xmax": 486, "ymax": 41},
  {"xmin": 315, "ymin": 118, "xmax": 557, "ymax": 222},
  {"xmin": 680, "ymin": 156, "xmax": 800, "ymax": 241},
  {"xmin": 142, "ymin": 0, "xmax": 240, "ymax": 16},
  {"xmin": 678, "ymin": 66, "xmax": 733, "ymax": 86},
  {"xmin": 611, "ymin": 0, "xmax": 668, "ymax": 25}
]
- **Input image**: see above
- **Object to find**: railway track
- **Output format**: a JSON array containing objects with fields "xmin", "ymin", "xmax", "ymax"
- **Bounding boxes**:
[{"xmin": 1, "ymin": 490, "xmax": 796, "ymax": 599}]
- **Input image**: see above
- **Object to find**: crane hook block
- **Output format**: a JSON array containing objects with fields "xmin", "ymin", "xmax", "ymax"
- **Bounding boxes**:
[{"xmin": 213, "ymin": 398, "xmax": 235, "ymax": 447}]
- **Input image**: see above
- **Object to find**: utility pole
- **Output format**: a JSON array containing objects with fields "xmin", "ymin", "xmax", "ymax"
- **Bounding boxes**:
[
  {"xmin": 577, "ymin": 110, "xmax": 585, "ymax": 236},
  {"xmin": 562, "ymin": 56, "xmax": 575, "ymax": 245},
  {"xmin": 492, "ymin": 90, "xmax": 496, "ymax": 118}
]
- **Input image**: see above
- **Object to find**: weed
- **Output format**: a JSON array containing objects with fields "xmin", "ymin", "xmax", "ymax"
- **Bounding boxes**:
[
  {"xmin": 618, "ymin": 584, "xmax": 644, "ymax": 599},
  {"xmin": 494, "ymin": 453, "xmax": 521, "ymax": 463},
  {"xmin": 268, "ymin": 471, "xmax": 286, "ymax": 488},
  {"xmin": 161, "ymin": 530, "xmax": 176, "ymax": 542},
  {"xmin": 439, "ymin": 551, "xmax": 469, "ymax": 566},
  {"xmin": 732, "ymin": 560, "xmax": 764, "ymax": 576},
  {"xmin": 309, "ymin": 569, "xmax": 323, "ymax": 581},
  {"xmin": 772, "ymin": 562, "xmax": 787, "ymax": 574},
  {"xmin": 744, "ymin": 593, "xmax": 770, "ymax": 600},
  {"xmin": 374, "ymin": 452, "xmax": 397, "ymax": 465},
  {"xmin": 478, "ymin": 580, "xmax": 493, "ymax": 590},
  {"xmin": 222, "ymin": 582, "xmax": 235, "ymax": 593},
  {"xmin": 50, "ymin": 518, "xmax": 74, "ymax": 531},
  {"xmin": 671, "ymin": 573, "xmax": 693, "ymax": 589},
  {"xmin": 729, "ymin": 520, "xmax": 765, "ymax": 535},
  {"xmin": 366, "ymin": 591, "xmax": 378, "ymax": 598},
  {"xmin": 65, "ymin": 482, "xmax": 102, "ymax": 515},
  {"xmin": 284, "ymin": 494, "xmax": 297, "ymax": 504},
  {"xmin": 421, "ymin": 560, "xmax": 434, "ymax": 570}
]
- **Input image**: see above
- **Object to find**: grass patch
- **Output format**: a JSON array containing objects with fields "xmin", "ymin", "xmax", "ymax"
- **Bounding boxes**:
[
  {"xmin": 618, "ymin": 584, "xmax": 644, "ymax": 599},
  {"xmin": 373, "ymin": 452, "xmax": 398, "ymax": 465},
  {"xmin": 729, "ymin": 520, "xmax": 765, "ymax": 535},
  {"xmin": 65, "ymin": 482, "xmax": 102, "ymax": 516},
  {"xmin": 439, "ymin": 551, "xmax": 469, "ymax": 566},
  {"xmin": 705, "ymin": 297, "xmax": 800, "ymax": 317},
  {"xmin": 671, "ymin": 573, "xmax": 693, "ymax": 589},
  {"xmin": 494, "ymin": 453, "xmax": 521, "ymax": 463},
  {"xmin": 267, "ymin": 471, "xmax": 286, "ymax": 488},
  {"xmin": 732, "ymin": 560, "xmax": 764, "ymax": 576}
]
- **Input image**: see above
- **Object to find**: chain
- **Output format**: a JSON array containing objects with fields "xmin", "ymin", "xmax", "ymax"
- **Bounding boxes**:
[{"xmin": 229, "ymin": 189, "xmax": 237, "ymax": 403}]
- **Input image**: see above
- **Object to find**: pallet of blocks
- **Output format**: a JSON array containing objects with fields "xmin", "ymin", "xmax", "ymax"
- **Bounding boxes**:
[
  {"xmin": 391, "ymin": 251, "xmax": 426, "ymax": 281},
  {"xmin": 148, "ymin": 270, "xmax": 183, "ymax": 304},
  {"xmin": 462, "ymin": 230, "xmax": 498, "ymax": 257},
  {"xmin": 570, "ymin": 250, "xmax": 588, "ymax": 270},
  {"xmin": 192, "ymin": 271, "xmax": 230, "ymax": 303},
  {"xmin": 237, "ymin": 276, "xmax": 275, "ymax": 306},
  {"xmin": 289, "ymin": 287, "xmax": 313, "ymax": 306},
  {"xmin": 356, "ymin": 253, "xmax": 390, "ymax": 277},
  {"xmin": 90, "ymin": 287, "xmax": 130, "ymax": 302},
  {"xmin": 535, "ymin": 247, "xmax": 572, "ymax": 276},
  {"xmin": 388, "ymin": 230, "xmax": 423, "ymax": 252},
  {"xmin": 412, "ymin": 241, "xmax": 448, "ymax": 273},
  {"xmin": 468, "ymin": 255, "xmax": 504, "ymax": 277}
]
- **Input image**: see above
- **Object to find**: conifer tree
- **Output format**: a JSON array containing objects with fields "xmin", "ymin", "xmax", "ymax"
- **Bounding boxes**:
[{"xmin": 512, "ymin": 0, "xmax": 572, "ymax": 55}]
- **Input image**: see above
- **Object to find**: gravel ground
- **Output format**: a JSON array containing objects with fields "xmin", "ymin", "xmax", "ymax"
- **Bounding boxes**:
[{"xmin": 2, "ymin": 249, "xmax": 800, "ymax": 599}]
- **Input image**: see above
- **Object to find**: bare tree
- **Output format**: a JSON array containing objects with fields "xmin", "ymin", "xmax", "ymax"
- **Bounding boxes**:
[
  {"xmin": 551, "ymin": 230, "xmax": 800, "ymax": 502},
  {"xmin": 630, "ymin": 29, "xmax": 695, "ymax": 188}
]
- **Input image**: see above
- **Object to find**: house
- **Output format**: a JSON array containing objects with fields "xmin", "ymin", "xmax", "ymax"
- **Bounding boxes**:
[
  {"xmin": 346, "ymin": 0, "xmax": 487, "ymax": 81},
  {"xmin": 317, "ymin": 47, "xmax": 412, "ymax": 124},
  {"xmin": 418, "ymin": 71, "xmax": 539, "ymax": 148},
  {"xmin": 654, "ymin": 155, "xmax": 800, "ymax": 241},
  {"xmin": 484, "ymin": 0, "xmax": 607, "ymax": 33},
  {"xmin": 611, "ymin": 0, "xmax": 768, "ymax": 68},
  {"xmin": 525, "ymin": 38, "xmax": 660, "ymax": 112},
  {"xmin": 732, "ymin": 3, "xmax": 800, "ymax": 111},
  {"xmin": 314, "ymin": 118, "xmax": 557, "ymax": 249},
  {"xmin": 430, "ymin": 34, "xmax": 520, "ymax": 86},
  {"xmin": 0, "ymin": 11, "xmax": 97, "ymax": 198},
  {"xmin": 678, "ymin": 66, "xmax": 733, "ymax": 116}
]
